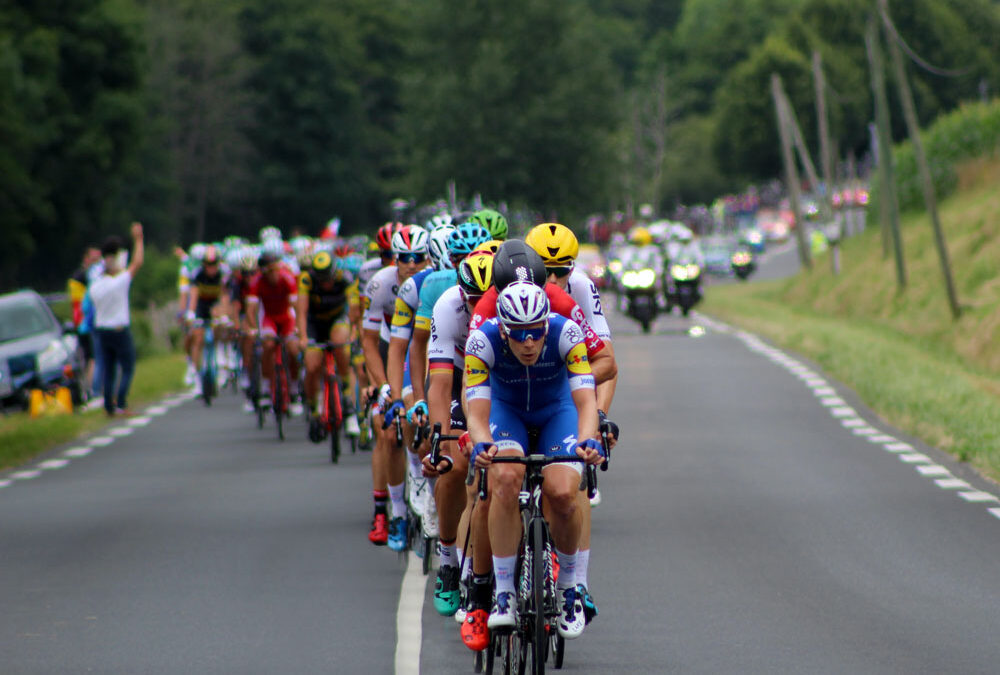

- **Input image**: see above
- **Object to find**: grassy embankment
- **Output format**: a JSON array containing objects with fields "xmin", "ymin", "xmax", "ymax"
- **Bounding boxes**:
[
  {"xmin": 704, "ymin": 158, "xmax": 1000, "ymax": 483},
  {"xmin": 0, "ymin": 353, "xmax": 185, "ymax": 472}
]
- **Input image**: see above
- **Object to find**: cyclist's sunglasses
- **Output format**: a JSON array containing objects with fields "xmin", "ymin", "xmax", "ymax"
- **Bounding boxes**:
[
  {"xmin": 507, "ymin": 325, "xmax": 547, "ymax": 343},
  {"xmin": 460, "ymin": 290, "xmax": 483, "ymax": 307},
  {"xmin": 397, "ymin": 252, "xmax": 426, "ymax": 264},
  {"xmin": 546, "ymin": 265, "xmax": 573, "ymax": 279}
]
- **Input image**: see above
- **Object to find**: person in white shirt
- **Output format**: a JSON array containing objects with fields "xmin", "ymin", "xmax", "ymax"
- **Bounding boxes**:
[{"xmin": 89, "ymin": 222, "xmax": 144, "ymax": 416}]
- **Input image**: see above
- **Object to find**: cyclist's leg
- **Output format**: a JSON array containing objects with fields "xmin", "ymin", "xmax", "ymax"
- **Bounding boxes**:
[
  {"xmin": 303, "ymin": 324, "xmax": 324, "ymax": 415},
  {"xmin": 190, "ymin": 325, "xmax": 206, "ymax": 377},
  {"xmin": 259, "ymin": 318, "xmax": 278, "ymax": 399},
  {"xmin": 369, "ymin": 338, "xmax": 392, "ymax": 544}
]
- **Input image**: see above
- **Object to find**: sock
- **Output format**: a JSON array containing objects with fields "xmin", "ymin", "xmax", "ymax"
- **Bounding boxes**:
[
  {"xmin": 438, "ymin": 540, "xmax": 458, "ymax": 569},
  {"xmin": 388, "ymin": 482, "xmax": 406, "ymax": 518},
  {"xmin": 493, "ymin": 555, "xmax": 517, "ymax": 596},
  {"xmin": 555, "ymin": 549, "xmax": 577, "ymax": 590},
  {"xmin": 576, "ymin": 549, "xmax": 590, "ymax": 589},
  {"xmin": 472, "ymin": 573, "xmax": 492, "ymax": 609},
  {"xmin": 373, "ymin": 489, "xmax": 388, "ymax": 516},
  {"xmin": 461, "ymin": 553, "xmax": 473, "ymax": 582},
  {"xmin": 406, "ymin": 448, "xmax": 422, "ymax": 476}
]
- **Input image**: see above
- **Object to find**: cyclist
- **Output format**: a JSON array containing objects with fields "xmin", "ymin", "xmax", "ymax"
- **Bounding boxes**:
[
  {"xmin": 360, "ymin": 224, "xmax": 429, "ymax": 547},
  {"xmin": 421, "ymin": 253, "xmax": 494, "ymax": 623},
  {"xmin": 229, "ymin": 247, "xmax": 259, "ymax": 412},
  {"xmin": 465, "ymin": 281, "xmax": 604, "ymax": 641},
  {"xmin": 297, "ymin": 250, "xmax": 361, "ymax": 438},
  {"xmin": 469, "ymin": 208, "xmax": 509, "ymax": 241},
  {"xmin": 185, "ymin": 245, "xmax": 231, "ymax": 395},
  {"xmin": 246, "ymin": 252, "xmax": 303, "ymax": 416},
  {"xmin": 358, "ymin": 223, "xmax": 398, "ymax": 291},
  {"xmin": 526, "ymin": 223, "xmax": 620, "ymax": 622},
  {"xmin": 177, "ymin": 243, "xmax": 205, "ymax": 387}
]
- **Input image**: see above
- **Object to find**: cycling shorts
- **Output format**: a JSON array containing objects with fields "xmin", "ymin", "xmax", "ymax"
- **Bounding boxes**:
[
  {"xmin": 306, "ymin": 313, "xmax": 350, "ymax": 345},
  {"xmin": 449, "ymin": 368, "xmax": 467, "ymax": 431},
  {"xmin": 489, "ymin": 396, "xmax": 580, "ymax": 474},
  {"xmin": 261, "ymin": 312, "xmax": 295, "ymax": 339}
]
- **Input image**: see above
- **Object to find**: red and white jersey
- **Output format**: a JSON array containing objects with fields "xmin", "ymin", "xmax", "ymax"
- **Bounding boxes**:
[
  {"xmin": 362, "ymin": 265, "xmax": 402, "ymax": 342},
  {"xmin": 248, "ymin": 268, "xmax": 298, "ymax": 318}
]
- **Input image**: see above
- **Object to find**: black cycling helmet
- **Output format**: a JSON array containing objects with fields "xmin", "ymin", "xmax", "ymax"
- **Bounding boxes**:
[
  {"xmin": 257, "ymin": 252, "xmax": 279, "ymax": 269},
  {"xmin": 491, "ymin": 239, "xmax": 547, "ymax": 291}
]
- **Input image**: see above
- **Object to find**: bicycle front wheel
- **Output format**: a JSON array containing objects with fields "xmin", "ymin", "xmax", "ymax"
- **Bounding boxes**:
[{"xmin": 530, "ymin": 519, "xmax": 547, "ymax": 675}]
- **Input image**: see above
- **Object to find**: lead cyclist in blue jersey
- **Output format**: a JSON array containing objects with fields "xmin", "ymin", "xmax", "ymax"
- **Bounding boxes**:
[{"xmin": 464, "ymin": 281, "xmax": 604, "ymax": 641}]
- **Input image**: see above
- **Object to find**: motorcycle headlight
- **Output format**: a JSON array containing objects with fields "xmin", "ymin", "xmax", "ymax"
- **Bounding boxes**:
[
  {"xmin": 686, "ymin": 264, "xmax": 701, "ymax": 278},
  {"xmin": 636, "ymin": 268, "xmax": 656, "ymax": 287},
  {"xmin": 608, "ymin": 260, "xmax": 623, "ymax": 275},
  {"xmin": 732, "ymin": 252, "xmax": 750, "ymax": 265},
  {"xmin": 670, "ymin": 264, "xmax": 688, "ymax": 281},
  {"xmin": 621, "ymin": 270, "xmax": 638, "ymax": 288},
  {"xmin": 37, "ymin": 339, "xmax": 69, "ymax": 374}
]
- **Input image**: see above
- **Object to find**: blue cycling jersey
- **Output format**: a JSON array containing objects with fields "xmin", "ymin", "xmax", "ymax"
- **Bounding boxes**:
[
  {"xmin": 464, "ymin": 314, "xmax": 594, "ymax": 412},
  {"xmin": 415, "ymin": 269, "xmax": 458, "ymax": 331}
]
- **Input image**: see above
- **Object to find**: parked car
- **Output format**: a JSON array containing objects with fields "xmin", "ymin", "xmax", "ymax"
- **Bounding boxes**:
[{"xmin": 0, "ymin": 290, "xmax": 85, "ymax": 411}]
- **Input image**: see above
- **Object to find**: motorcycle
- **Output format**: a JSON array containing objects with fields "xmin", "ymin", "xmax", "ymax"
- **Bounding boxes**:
[
  {"xmin": 731, "ymin": 249, "xmax": 755, "ymax": 281},
  {"xmin": 621, "ymin": 267, "xmax": 658, "ymax": 333},
  {"xmin": 667, "ymin": 260, "xmax": 702, "ymax": 317}
]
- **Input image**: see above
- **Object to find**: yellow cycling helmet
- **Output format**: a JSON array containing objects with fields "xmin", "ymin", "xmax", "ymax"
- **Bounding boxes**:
[
  {"xmin": 458, "ymin": 252, "xmax": 494, "ymax": 294},
  {"xmin": 629, "ymin": 227, "xmax": 653, "ymax": 246},
  {"xmin": 472, "ymin": 239, "xmax": 503, "ymax": 256},
  {"xmin": 525, "ymin": 223, "xmax": 579, "ymax": 266},
  {"xmin": 311, "ymin": 250, "xmax": 334, "ymax": 278}
]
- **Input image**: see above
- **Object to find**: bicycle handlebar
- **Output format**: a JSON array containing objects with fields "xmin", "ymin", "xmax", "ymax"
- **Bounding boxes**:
[
  {"xmin": 476, "ymin": 454, "xmax": 594, "ymax": 502},
  {"xmin": 427, "ymin": 422, "xmax": 462, "ymax": 475}
]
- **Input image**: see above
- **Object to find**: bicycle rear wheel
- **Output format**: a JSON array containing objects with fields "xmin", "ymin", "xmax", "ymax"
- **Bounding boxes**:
[{"xmin": 275, "ymin": 363, "xmax": 285, "ymax": 441}]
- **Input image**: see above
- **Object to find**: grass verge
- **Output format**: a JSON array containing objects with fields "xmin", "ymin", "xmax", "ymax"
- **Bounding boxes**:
[
  {"xmin": 0, "ymin": 352, "xmax": 186, "ymax": 471},
  {"xmin": 704, "ymin": 158, "xmax": 1000, "ymax": 485}
]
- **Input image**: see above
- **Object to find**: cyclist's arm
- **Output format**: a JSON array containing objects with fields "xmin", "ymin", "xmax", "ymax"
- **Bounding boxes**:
[
  {"xmin": 589, "ymin": 341, "xmax": 616, "ymax": 384},
  {"xmin": 595, "ymin": 339, "xmax": 617, "ymax": 413},
  {"xmin": 464, "ymin": 336, "xmax": 494, "ymax": 447},
  {"xmin": 572, "ymin": 386, "xmax": 599, "ymax": 444},
  {"xmin": 296, "ymin": 290, "xmax": 309, "ymax": 342},
  {"xmin": 409, "ymin": 327, "xmax": 430, "ymax": 404},
  {"xmin": 245, "ymin": 297, "xmax": 259, "ymax": 331},
  {"xmin": 387, "ymin": 295, "xmax": 415, "ymax": 399},
  {"xmin": 362, "ymin": 328, "xmax": 386, "ymax": 389}
]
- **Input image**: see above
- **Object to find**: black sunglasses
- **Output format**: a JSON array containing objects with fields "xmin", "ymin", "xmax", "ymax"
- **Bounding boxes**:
[
  {"xmin": 398, "ymin": 252, "xmax": 427, "ymax": 264},
  {"xmin": 546, "ymin": 266, "xmax": 572, "ymax": 279}
]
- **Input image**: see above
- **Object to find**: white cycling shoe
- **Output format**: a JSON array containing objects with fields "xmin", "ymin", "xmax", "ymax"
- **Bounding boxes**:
[
  {"xmin": 557, "ymin": 587, "xmax": 586, "ymax": 639},
  {"xmin": 487, "ymin": 592, "xmax": 517, "ymax": 630},
  {"xmin": 345, "ymin": 414, "xmax": 361, "ymax": 436}
]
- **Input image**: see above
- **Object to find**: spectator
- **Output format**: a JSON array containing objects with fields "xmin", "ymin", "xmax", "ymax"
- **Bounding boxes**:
[
  {"xmin": 89, "ymin": 223, "xmax": 144, "ymax": 417},
  {"xmin": 68, "ymin": 246, "xmax": 102, "ymax": 399}
]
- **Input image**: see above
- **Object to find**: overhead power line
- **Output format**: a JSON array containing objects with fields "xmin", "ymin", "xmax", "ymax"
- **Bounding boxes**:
[{"xmin": 879, "ymin": 5, "xmax": 975, "ymax": 78}]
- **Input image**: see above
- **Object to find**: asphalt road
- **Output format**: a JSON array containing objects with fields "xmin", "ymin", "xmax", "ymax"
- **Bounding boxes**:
[{"xmin": 4, "ymin": 261, "xmax": 1000, "ymax": 674}]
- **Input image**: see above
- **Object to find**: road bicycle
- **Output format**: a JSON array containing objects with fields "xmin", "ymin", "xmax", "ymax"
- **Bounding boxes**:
[
  {"xmin": 306, "ymin": 340, "xmax": 357, "ymax": 463},
  {"xmin": 194, "ymin": 319, "xmax": 218, "ymax": 407}
]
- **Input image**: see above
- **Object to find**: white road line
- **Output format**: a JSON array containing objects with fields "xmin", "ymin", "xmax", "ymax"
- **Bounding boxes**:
[
  {"xmin": 146, "ymin": 406, "xmax": 169, "ymax": 415},
  {"xmin": 127, "ymin": 416, "xmax": 152, "ymax": 427},
  {"xmin": 89, "ymin": 436, "xmax": 114, "ymax": 447},
  {"xmin": 108, "ymin": 427, "xmax": 134, "ymax": 437},
  {"xmin": 884, "ymin": 442, "xmax": 914, "ymax": 452},
  {"xmin": 394, "ymin": 553, "xmax": 424, "ymax": 675},
  {"xmin": 867, "ymin": 435, "xmax": 897, "ymax": 443},
  {"xmin": 852, "ymin": 427, "xmax": 879, "ymax": 436},
  {"xmin": 899, "ymin": 453, "xmax": 932, "ymax": 464},
  {"xmin": 988, "ymin": 508, "xmax": 1000, "ymax": 521},
  {"xmin": 936, "ymin": 478, "xmax": 972, "ymax": 489},
  {"xmin": 64, "ymin": 446, "xmax": 93, "ymax": 457},
  {"xmin": 916, "ymin": 465, "xmax": 951, "ymax": 477},
  {"xmin": 38, "ymin": 459, "xmax": 70, "ymax": 470},
  {"xmin": 11, "ymin": 470, "xmax": 42, "ymax": 480},
  {"xmin": 841, "ymin": 418, "xmax": 867, "ymax": 428},
  {"xmin": 0, "ymin": 479, "xmax": 11, "ymax": 488},
  {"xmin": 830, "ymin": 407, "xmax": 857, "ymax": 418},
  {"xmin": 811, "ymin": 386, "xmax": 836, "ymax": 395},
  {"xmin": 820, "ymin": 397, "xmax": 847, "ymax": 407},
  {"xmin": 958, "ymin": 491, "xmax": 999, "ymax": 503}
]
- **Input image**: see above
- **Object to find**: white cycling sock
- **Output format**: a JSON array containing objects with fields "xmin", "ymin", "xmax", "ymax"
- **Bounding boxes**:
[
  {"xmin": 406, "ymin": 448, "xmax": 422, "ymax": 476},
  {"xmin": 439, "ymin": 543, "xmax": 458, "ymax": 569},
  {"xmin": 461, "ymin": 552, "xmax": 473, "ymax": 582},
  {"xmin": 555, "ymin": 549, "xmax": 577, "ymax": 590},
  {"xmin": 576, "ymin": 549, "xmax": 590, "ymax": 588},
  {"xmin": 493, "ymin": 555, "xmax": 517, "ymax": 596},
  {"xmin": 388, "ymin": 482, "xmax": 406, "ymax": 518}
]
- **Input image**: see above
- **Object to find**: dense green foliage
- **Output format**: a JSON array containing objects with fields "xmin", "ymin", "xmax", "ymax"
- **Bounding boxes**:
[{"xmin": 3, "ymin": 0, "xmax": 999, "ymax": 291}]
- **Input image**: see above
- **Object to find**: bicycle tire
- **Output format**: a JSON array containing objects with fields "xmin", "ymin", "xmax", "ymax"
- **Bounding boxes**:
[
  {"xmin": 327, "ymin": 373, "xmax": 341, "ymax": 464},
  {"xmin": 275, "ymin": 360, "xmax": 285, "ymax": 442},
  {"xmin": 552, "ymin": 635, "xmax": 564, "ymax": 669},
  {"xmin": 422, "ymin": 536, "xmax": 433, "ymax": 575},
  {"xmin": 530, "ymin": 520, "xmax": 546, "ymax": 675}
]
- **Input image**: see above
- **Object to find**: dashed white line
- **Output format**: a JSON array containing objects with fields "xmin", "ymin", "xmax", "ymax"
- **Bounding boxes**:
[
  {"xmin": 916, "ymin": 465, "xmax": 951, "ymax": 477},
  {"xmin": 867, "ymin": 435, "xmax": 897, "ymax": 443},
  {"xmin": 127, "ymin": 416, "xmax": 152, "ymax": 427},
  {"xmin": 885, "ymin": 442, "xmax": 914, "ymax": 452},
  {"xmin": 936, "ymin": 478, "xmax": 972, "ymax": 490},
  {"xmin": 841, "ymin": 418, "xmax": 867, "ymax": 428},
  {"xmin": 988, "ymin": 508, "xmax": 1000, "ymax": 521},
  {"xmin": 830, "ymin": 407, "xmax": 857, "ymax": 418},
  {"xmin": 108, "ymin": 426, "xmax": 134, "ymax": 437},
  {"xmin": 0, "ymin": 479, "xmax": 12, "ymax": 488},
  {"xmin": 852, "ymin": 427, "xmax": 879, "ymax": 436},
  {"xmin": 899, "ymin": 453, "xmax": 932, "ymax": 464},
  {"xmin": 38, "ymin": 459, "xmax": 70, "ymax": 470},
  {"xmin": 811, "ymin": 386, "xmax": 836, "ymax": 396},
  {"xmin": 958, "ymin": 491, "xmax": 999, "ymax": 503},
  {"xmin": 11, "ymin": 470, "xmax": 42, "ymax": 480},
  {"xmin": 89, "ymin": 436, "xmax": 114, "ymax": 447},
  {"xmin": 64, "ymin": 446, "xmax": 93, "ymax": 458},
  {"xmin": 147, "ymin": 406, "xmax": 169, "ymax": 415}
]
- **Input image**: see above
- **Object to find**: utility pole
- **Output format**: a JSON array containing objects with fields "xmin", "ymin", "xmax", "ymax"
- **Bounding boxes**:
[
  {"xmin": 879, "ymin": 0, "xmax": 960, "ymax": 318},
  {"xmin": 813, "ymin": 51, "xmax": 840, "ymax": 273},
  {"xmin": 865, "ymin": 14, "xmax": 906, "ymax": 287},
  {"xmin": 772, "ymin": 73, "xmax": 811, "ymax": 270}
]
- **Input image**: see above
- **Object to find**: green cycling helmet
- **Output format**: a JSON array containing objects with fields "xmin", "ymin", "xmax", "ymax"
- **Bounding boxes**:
[{"xmin": 471, "ymin": 208, "xmax": 508, "ymax": 241}]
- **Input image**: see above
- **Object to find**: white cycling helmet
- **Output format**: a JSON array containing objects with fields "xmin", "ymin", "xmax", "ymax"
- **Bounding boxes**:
[
  {"xmin": 428, "ymin": 225, "xmax": 455, "ymax": 270},
  {"xmin": 497, "ymin": 281, "xmax": 550, "ymax": 328},
  {"xmin": 261, "ymin": 238, "xmax": 284, "ymax": 258},
  {"xmin": 189, "ymin": 243, "xmax": 207, "ymax": 262},
  {"xmin": 239, "ymin": 246, "xmax": 259, "ymax": 272},
  {"xmin": 429, "ymin": 212, "xmax": 453, "ymax": 231},
  {"xmin": 391, "ymin": 224, "xmax": 430, "ymax": 255},
  {"xmin": 225, "ymin": 247, "xmax": 242, "ymax": 270}
]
